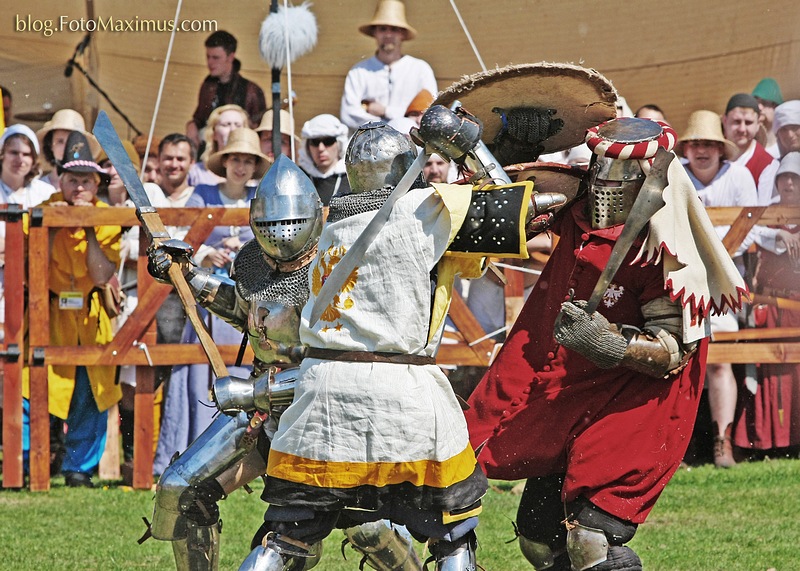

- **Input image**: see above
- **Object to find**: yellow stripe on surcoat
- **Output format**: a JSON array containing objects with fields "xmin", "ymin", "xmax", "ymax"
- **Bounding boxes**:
[{"xmin": 267, "ymin": 445, "xmax": 478, "ymax": 489}]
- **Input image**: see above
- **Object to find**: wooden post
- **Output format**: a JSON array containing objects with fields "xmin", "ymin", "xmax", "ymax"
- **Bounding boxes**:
[
  {"xmin": 27, "ymin": 223, "xmax": 50, "ymax": 491},
  {"xmin": 2, "ymin": 205, "xmax": 25, "ymax": 488},
  {"xmin": 133, "ymin": 233, "xmax": 157, "ymax": 490}
]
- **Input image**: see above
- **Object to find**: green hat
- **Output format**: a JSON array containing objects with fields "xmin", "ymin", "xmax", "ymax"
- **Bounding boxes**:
[{"xmin": 752, "ymin": 78, "xmax": 783, "ymax": 106}]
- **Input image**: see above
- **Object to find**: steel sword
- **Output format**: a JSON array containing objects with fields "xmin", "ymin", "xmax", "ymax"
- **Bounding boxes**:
[
  {"xmin": 92, "ymin": 110, "xmax": 230, "ymax": 379},
  {"xmin": 585, "ymin": 147, "xmax": 674, "ymax": 314}
]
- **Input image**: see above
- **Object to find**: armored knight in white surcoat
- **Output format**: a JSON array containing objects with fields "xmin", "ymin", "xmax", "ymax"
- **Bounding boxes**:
[{"xmin": 146, "ymin": 157, "xmax": 424, "ymax": 571}]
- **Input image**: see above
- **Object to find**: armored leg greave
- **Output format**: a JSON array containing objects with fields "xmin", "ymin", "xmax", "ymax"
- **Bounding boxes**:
[
  {"xmin": 150, "ymin": 411, "xmax": 265, "ymax": 571},
  {"xmin": 172, "ymin": 519, "xmax": 221, "ymax": 571},
  {"xmin": 342, "ymin": 520, "xmax": 423, "ymax": 570},
  {"xmin": 426, "ymin": 530, "xmax": 477, "ymax": 571}
]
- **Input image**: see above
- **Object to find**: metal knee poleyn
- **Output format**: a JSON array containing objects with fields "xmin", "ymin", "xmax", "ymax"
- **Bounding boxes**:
[
  {"xmin": 519, "ymin": 536, "xmax": 558, "ymax": 570},
  {"xmin": 151, "ymin": 411, "xmax": 252, "ymax": 540},
  {"xmin": 566, "ymin": 522, "xmax": 608, "ymax": 571}
]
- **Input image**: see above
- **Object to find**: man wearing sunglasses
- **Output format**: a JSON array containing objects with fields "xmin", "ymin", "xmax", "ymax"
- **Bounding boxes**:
[{"xmin": 297, "ymin": 114, "xmax": 351, "ymax": 205}]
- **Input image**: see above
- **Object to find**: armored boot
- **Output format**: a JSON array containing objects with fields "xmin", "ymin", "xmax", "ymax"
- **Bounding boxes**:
[
  {"xmin": 239, "ymin": 533, "xmax": 322, "ymax": 571},
  {"xmin": 713, "ymin": 422, "xmax": 736, "ymax": 468},
  {"xmin": 172, "ymin": 519, "xmax": 221, "ymax": 571},
  {"xmin": 425, "ymin": 530, "xmax": 477, "ymax": 571},
  {"xmin": 342, "ymin": 521, "xmax": 423, "ymax": 570}
]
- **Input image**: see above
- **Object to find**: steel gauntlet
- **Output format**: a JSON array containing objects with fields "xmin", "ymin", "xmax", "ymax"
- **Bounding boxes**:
[
  {"xmin": 146, "ymin": 238, "xmax": 195, "ymax": 284},
  {"xmin": 554, "ymin": 297, "xmax": 693, "ymax": 378}
]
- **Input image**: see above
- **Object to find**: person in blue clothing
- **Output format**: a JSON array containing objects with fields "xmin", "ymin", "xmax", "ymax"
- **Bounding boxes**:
[{"xmin": 153, "ymin": 127, "xmax": 270, "ymax": 475}]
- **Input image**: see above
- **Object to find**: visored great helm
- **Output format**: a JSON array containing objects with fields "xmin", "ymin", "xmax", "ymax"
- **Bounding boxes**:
[
  {"xmin": 345, "ymin": 122, "xmax": 419, "ymax": 193},
  {"xmin": 587, "ymin": 155, "xmax": 646, "ymax": 229},
  {"xmin": 584, "ymin": 117, "xmax": 676, "ymax": 229},
  {"xmin": 250, "ymin": 155, "xmax": 323, "ymax": 261}
]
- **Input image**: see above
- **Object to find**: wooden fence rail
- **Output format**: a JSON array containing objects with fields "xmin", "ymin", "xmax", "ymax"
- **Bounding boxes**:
[{"xmin": 2, "ymin": 204, "xmax": 799, "ymax": 490}]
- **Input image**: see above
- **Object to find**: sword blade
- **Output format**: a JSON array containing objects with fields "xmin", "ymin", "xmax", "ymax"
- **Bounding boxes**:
[
  {"xmin": 308, "ymin": 151, "xmax": 427, "ymax": 326},
  {"xmin": 93, "ymin": 111, "xmax": 151, "ymax": 209},
  {"xmin": 92, "ymin": 110, "xmax": 229, "ymax": 379},
  {"xmin": 585, "ymin": 147, "xmax": 674, "ymax": 314}
]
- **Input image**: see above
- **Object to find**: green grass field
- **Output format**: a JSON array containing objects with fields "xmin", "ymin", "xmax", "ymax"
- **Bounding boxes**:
[{"xmin": 1, "ymin": 458, "xmax": 798, "ymax": 570}]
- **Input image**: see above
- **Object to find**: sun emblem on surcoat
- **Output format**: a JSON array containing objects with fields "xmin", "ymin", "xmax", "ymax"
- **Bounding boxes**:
[{"xmin": 311, "ymin": 245, "xmax": 359, "ymax": 325}]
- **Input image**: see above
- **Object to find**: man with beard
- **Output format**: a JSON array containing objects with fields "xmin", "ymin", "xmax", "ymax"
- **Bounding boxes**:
[{"xmin": 340, "ymin": 0, "xmax": 437, "ymax": 132}]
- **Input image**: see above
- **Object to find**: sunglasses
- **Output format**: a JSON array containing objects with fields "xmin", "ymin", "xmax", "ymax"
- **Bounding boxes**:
[{"xmin": 309, "ymin": 137, "xmax": 337, "ymax": 148}]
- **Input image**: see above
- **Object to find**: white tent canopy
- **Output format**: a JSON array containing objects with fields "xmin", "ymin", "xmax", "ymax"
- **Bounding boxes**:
[{"xmin": 2, "ymin": 0, "xmax": 798, "ymax": 146}]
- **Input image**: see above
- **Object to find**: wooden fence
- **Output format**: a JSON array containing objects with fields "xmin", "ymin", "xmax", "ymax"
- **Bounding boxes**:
[{"xmin": 2, "ymin": 204, "xmax": 799, "ymax": 491}]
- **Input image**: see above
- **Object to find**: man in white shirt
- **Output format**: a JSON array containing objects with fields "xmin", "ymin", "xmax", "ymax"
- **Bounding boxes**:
[
  {"xmin": 153, "ymin": 134, "xmax": 197, "ymax": 405},
  {"xmin": 340, "ymin": 0, "xmax": 437, "ymax": 131}
]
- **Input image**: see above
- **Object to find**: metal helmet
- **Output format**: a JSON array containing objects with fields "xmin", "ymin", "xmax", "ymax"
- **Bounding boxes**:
[
  {"xmin": 345, "ymin": 122, "xmax": 419, "ymax": 193},
  {"xmin": 250, "ymin": 155, "xmax": 323, "ymax": 261},
  {"xmin": 587, "ymin": 156, "xmax": 645, "ymax": 229},
  {"xmin": 585, "ymin": 117, "xmax": 670, "ymax": 229}
]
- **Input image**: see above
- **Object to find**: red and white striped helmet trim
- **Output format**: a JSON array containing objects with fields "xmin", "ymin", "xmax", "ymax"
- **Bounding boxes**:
[{"xmin": 585, "ymin": 119, "xmax": 676, "ymax": 160}]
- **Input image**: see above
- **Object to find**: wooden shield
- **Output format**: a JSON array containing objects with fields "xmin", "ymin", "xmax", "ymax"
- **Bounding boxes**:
[{"xmin": 434, "ymin": 62, "xmax": 617, "ymax": 155}]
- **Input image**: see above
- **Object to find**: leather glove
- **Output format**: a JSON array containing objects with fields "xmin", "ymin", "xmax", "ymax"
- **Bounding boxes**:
[
  {"xmin": 553, "ymin": 300, "xmax": 628, "ymax": 368},
  {"xmin": 147, "ymin": 239, "xmax": 194, "ymax": 284}
]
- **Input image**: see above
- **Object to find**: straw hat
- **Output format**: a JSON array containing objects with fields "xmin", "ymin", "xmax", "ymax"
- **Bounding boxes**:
[
  {"xmin": 132, "ymin": 134, "xmax": 161, "ymax": 159},
  {"xmin": 256, "ymin": 108, "xmax": 299, "ymax": 140},
  {"xmin": 359, "ymin": 0, "xmax": 417, "ymax": 40},
  {"xmin": 433, "ymin": 62, "xmax": 618, "ymax": 161},
  {"xmin": 36, "ymin": 108, "xmax": 100, "ymax": 162},
  {"xmin": 207, "ymin": 127, "xmax": 270, "ymax": 178},
  {"xmin": 96, "ymin": 139, "xmax": 141, "ymax": 170},
  {"xmin": 676, "ymin": 110, "xmax": 738, "ymax": 159}
]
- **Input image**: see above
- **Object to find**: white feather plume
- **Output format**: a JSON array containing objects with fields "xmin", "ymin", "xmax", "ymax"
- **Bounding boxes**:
[{"xmin": 259, "ymin": 2, "xmax": 318, "ymax": 69}]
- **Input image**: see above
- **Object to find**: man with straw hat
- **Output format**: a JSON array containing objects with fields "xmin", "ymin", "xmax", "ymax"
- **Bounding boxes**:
[
  {"xmin": 256, "ymin": 108, "xmax": 299, "ymax": 162},
  {"xmin": 36, "ymin": 108, "xmax": 100, "ymax": 190},
  {"xmin": 340, "ymin": 0, "xmax": 437, "ymax": 131},
  {"xmin": 677, "ymin": 109, "xmax": 758, "ymax": 469}
]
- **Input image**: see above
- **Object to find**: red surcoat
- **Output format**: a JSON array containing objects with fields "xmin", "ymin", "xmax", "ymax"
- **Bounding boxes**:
[{"xmin": 465, "ymin": 199, "xmax": 708, "ymax": 523}]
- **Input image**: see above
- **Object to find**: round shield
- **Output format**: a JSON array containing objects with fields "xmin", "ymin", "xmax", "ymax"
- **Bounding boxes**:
[{"xmin": 433, "ymin": 62, "xmax": 617, "ymax": 156}]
